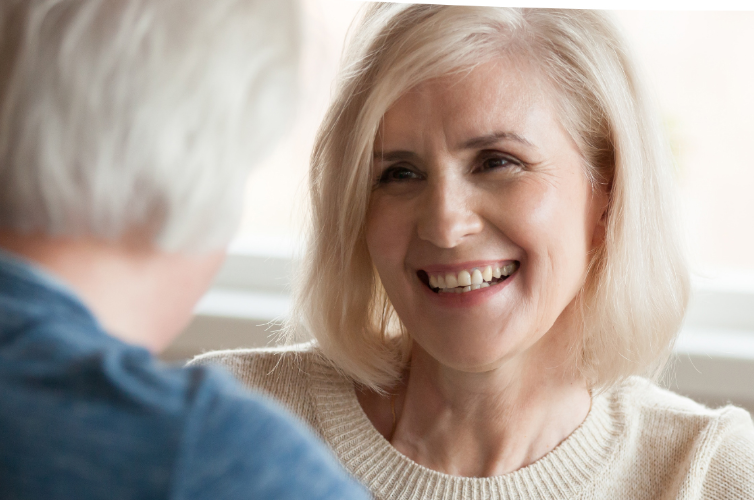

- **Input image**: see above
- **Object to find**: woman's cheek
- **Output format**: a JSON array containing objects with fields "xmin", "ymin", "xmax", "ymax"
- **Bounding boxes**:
[
  {"xmin": 486, "ymin": 182, "xmax": 550, "ymax": 253},
  {"xmin": 366, "ymin": 197, "xmax": 409, "ymax": 272}
]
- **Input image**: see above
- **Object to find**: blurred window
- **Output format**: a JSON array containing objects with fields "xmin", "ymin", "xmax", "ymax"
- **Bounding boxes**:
[{"xmin": 615, "ymin": 11, "xmax": 754, "ymax": 280}]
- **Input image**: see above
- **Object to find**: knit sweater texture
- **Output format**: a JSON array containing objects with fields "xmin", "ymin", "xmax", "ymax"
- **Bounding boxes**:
[{"xmin": 190, "ymin": 344, "xmax": 754, "ymax": 500}]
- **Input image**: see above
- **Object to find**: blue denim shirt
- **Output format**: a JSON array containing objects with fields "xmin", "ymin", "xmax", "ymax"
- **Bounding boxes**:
[{"xmin": 0, "ymin": 249, "xmax": 369, "ymax": 499}]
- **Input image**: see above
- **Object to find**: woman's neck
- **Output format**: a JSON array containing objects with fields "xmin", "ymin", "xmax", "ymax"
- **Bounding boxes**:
[{"xmin": 358, "ymin": 342, "xmax": 591, "ymax": 477}]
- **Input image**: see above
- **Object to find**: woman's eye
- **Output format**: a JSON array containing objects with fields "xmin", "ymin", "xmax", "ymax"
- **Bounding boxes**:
[
  {"xmin": 377, "ymin": 165, "xmax": 422, "ymax": 184},
  {"xmin": 480, "ymin": 155, "xmax": 522, "ymax": 172}
]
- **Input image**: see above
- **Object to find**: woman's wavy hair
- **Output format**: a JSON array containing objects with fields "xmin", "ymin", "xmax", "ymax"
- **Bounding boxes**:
[{"xmin": 288, "ymin": 4, "xmax": 689, "ymax": 392}]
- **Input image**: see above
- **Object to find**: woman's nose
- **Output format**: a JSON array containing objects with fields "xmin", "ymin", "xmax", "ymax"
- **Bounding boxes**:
[{"xmin": 416, "ymin": 176, "xmax": 484, "ymax": 248}]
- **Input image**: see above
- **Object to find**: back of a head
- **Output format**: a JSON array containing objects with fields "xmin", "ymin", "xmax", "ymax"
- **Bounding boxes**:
[{"xmin": 0, "ymin": 0, "xmax": 299, "ymax": 252}]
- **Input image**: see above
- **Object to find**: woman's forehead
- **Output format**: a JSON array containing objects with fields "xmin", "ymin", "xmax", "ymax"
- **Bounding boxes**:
[{"xmin": 376, "ymin": 60, "xmax": 557, "ymax": 153}]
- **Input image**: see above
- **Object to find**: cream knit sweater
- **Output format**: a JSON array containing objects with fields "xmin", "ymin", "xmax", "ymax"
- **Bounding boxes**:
[{"xmin": 190, "ymin": 344, "xmax": 754, "ymax": 500}]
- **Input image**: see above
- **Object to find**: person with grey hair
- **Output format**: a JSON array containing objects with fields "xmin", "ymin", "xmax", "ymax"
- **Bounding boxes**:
[{"xmin": 0, "ymin": 1, "xmax": 370, "ymax": 499}]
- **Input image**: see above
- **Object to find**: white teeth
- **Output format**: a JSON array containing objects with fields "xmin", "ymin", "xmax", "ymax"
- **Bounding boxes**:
[
  {"xmin": 457, "ymin": 270, "xmax": 471, "ymax": 287},
  {"xmin": 470, "ymin": 269, "xmax": 483, "ymax": 285},
  {"xmin": 445, "ymin": 273, "xmax": 458, "ymax": 288},
  {"xmin": 429, "ymin": 262, "xmax": 518, "ymax": 293},
  {"xmin": 482, "ymin": 266, "xmax": 493, "ymax": 282}
]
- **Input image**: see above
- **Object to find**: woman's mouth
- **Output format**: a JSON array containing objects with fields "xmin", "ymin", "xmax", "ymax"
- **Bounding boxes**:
[{"xmin": 417, "ymin": 262, "xmax": 519, "ymax": 294}]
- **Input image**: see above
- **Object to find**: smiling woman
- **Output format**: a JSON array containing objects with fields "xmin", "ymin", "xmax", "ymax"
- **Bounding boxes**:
[
  {"xmin": 298, "ymin": 5, "xmax": 685, "ymax": 395},
  {"xmin": 191, "ymin": 5, "xmax": 754, "ymax": 499},
  {"xmin": 367, "ymin": 60, "xmax": 608, "ymax": 388}
]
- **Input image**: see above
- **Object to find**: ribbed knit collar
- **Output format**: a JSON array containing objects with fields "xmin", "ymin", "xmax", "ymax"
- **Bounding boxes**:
[{"xmin": 307, "ymin": 356, "xmax": 627, "ymax": 500}]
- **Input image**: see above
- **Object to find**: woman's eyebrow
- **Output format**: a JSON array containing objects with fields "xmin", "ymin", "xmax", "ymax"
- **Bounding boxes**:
[{"xmin": 459, "ymin": 131, "xmax": 534, "ymax": 150}]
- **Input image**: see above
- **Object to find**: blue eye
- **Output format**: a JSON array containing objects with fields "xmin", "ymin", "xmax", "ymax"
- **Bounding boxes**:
[{"xmin": 378, "ymin": 166, "xmax": 423, "ymax": 183}]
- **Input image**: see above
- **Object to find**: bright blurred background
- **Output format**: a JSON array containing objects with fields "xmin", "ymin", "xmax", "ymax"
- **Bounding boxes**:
[{"xmin": 170, "ymin": 2, "xmax": 754, "ymax": 413}]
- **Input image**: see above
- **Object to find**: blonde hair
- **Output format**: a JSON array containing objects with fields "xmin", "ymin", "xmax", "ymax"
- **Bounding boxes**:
[
  {"xmin": 0, "ymin": 0, "xmax": 299, "ymax": 251},
  {"xmin": 290, "ymin": 5, "xmax": 689, "ymax": 392}
]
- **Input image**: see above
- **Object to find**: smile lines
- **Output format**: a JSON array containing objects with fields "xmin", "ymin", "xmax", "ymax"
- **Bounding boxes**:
[{"xmin": 424, "ymin": 262, "xmax": 519, "ymax": 294}]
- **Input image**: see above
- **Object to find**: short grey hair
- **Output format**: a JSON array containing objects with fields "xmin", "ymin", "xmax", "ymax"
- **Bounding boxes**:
[{"xmin": 0, "ymin": 0, "xmax": 299, "ymax": 251}]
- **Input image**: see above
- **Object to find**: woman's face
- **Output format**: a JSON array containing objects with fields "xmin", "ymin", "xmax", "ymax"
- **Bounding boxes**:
[{"xmin": 366, "ymin": 59, "xmax": 607, "ymax": 373}]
